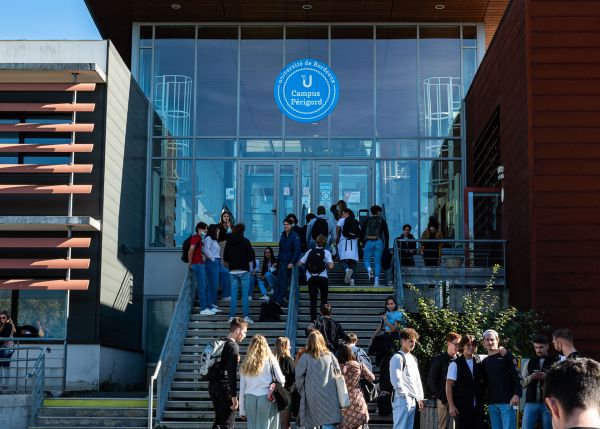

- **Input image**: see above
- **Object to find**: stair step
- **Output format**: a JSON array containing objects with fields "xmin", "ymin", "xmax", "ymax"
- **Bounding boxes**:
[
  {"xmin": 34, "ymin": 416, "xmax": 147, "ymax": 428},
  {"xmin": 37, "ymin": 408, "xmax": 147, "ymax": 418}
]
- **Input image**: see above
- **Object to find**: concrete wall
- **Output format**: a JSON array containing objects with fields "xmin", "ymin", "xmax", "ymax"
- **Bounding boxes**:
[
  {"xmin": 66, "ymin": 344, "xmax": 100, "ymax": 391},
  {"xmin": 144, "ymin": 251, "xmax": 187, "ymax": 296},
  {"xmin": 0, "ymin": 394, "xmax": 29, "ymax": 429}
]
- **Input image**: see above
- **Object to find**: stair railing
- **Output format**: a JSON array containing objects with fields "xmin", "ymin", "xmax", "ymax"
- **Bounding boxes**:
[
  {"xmin": 148, "ymin": 270, "xmax": 195, "ymax": 428},
  {"xmin": 284, "ymin": 266, "xmax": 300, "ymax": 355},
  {"xmin": 26, "ymin": 346, "xmax": 50, "ymax": 426},
  {"xmin": 393, "ymin": 238, "xmax": 405, "ymax": 306}
]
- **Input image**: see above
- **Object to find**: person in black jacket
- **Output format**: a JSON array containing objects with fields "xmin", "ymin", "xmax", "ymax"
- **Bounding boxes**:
[
  {"xmin": 428, "ymin": 332, "xmax": 461, "ymax": 429},
  {"xmin": 274, "ymin": 336, "xmax": 295, "ymax": 429},
  {"xmin": 399, "ymin": 224, "xmax": 417, "ymax": 266},
  {"xmin": 223, "ymin": 223, "xmax": 256, "ymax": 323},
  {"xmin": 446, "ymin": 335, "xmax": 485, "ymax": 429},
  {"xmin": 307, "ymin": 304, "xmax": 347, "ymax": 353}
]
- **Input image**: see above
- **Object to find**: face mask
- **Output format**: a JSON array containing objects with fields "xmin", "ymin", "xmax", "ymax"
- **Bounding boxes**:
[{"xmin": 201, "ymin": 232, "xmax": 206, "ymax": 238}]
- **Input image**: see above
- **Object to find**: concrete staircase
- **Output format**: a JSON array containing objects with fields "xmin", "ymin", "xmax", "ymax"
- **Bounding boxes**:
[
  {"xmin": 157, "ymin": 294, "xmax": 287, "ymax": 428},
  {"xmin": 29, "ymin": 398, "xmax": 148, "ymax": 429}
]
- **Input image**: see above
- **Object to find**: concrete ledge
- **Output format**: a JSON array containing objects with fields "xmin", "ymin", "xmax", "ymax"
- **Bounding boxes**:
[{"xmin": 0, "ymin": 216, "xmax": 101, "ymax": 231}]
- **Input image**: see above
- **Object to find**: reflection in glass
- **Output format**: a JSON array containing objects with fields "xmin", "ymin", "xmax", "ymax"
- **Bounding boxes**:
[
  {"xmin": 330, "ymin": 139, "xmax": 373, "ymax": 157},
  {"xmin": 339, "ymin": 165, "xmax": 369, "ymax": 214},
  {"xmin": 153, "ymin": 26, "xmax": 195, "ymax": 137},
  {"xmin": 419, "ymin": 27, "xmax": 461, "ymax": 137},
  {"xmin": 317, "ymin": 165, "xmax": 334, "ymax": 209},
  {"xmin": 301, "ymin": 160, "xmax": 311, "ymax": 216},
  {"xmin": 376, "ymin": 140, "xmax": 418, "ymax": 158},
  {"xmin": 18, "ymin": 291, "xmax": 67, "ymax": 339},
  {"xmin": 463, "ymin": 26, "xmax": 477, "ymax": 47},
  {"xmin": 240, "ymin": 27, "xmax": 283, "ymax": 136},
  {"xmin": 152, "ymin": 138, "xmax": 191, "ymax": 158},
  {"xmin": 376, "ymin": 27, "xmax": 418, "ymax": 137},
  {"xmin": 331, "ymin": 26, "xmax": 374, "ymax": 137},
  {"xmin": 463, "ymin": 48, "xmax": 477, "ymax": 96},
  {"xmin": 420, "ymin": 139, "xmax": 461, "ymax": 158},
  {"xmin": 145, "ymin": 299, "xmax": 176, "ymax": 363},
  {"xmin": 377, "ymin": 160, "xmax": 418, "ymax": 240},
  {"xmin": 196, "ymin": 27, "xmax": 238, "ymax": 136},
  {"xmin": 243, "ymin": 164, "xmax": 275, "ymax": 242},
  {"xmin": 195, "ymin": 139, "xmax": 237, "ymax": 158},
  {"xmin": 138, "ymin": 48, "xmax": 152, "ymax": 98},
  {"xmin": 420, "ymin": 160, "xmax": 461, "ymax": 240},
  {"xmin": 195, "ymin": 160, "xmax": 236, "ymax": 225},
  {"xmin": 279, "ymin": 164, "xmax": 296, "ymax": 228},
  {"xmin": 240, "ymin": 139, "xmax": 283, "ymax": 157},
  {"xmin": 150, "ymin": 159, "xmax": 193, "ymax": 247}
]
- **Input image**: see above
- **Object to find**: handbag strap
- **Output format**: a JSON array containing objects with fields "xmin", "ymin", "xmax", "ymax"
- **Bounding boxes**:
[{"xmin": 269, "ymin": 357, "xmax": 277, "ymax": 383}]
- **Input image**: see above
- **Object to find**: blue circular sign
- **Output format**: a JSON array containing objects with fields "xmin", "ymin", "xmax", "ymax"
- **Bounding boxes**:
[{"xmin": 274, "ymin": 58, "xmax": 339, "ymax": 123}]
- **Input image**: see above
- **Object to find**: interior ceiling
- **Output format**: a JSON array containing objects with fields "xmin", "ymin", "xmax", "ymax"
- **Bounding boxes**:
[{"xmin": 85, "ymin": 0, "xmax": 509, "ymax": 65}]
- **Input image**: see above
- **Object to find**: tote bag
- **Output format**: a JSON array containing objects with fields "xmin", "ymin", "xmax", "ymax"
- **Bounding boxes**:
[{"xmin": 330, "ymin": 356, "xmax": 350, "ymax": 408}]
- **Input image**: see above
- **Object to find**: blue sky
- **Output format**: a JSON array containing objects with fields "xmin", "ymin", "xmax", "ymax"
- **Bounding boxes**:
[{"xmin": 0, "ymin": 0, "xmax": 101, "ymax": 40}]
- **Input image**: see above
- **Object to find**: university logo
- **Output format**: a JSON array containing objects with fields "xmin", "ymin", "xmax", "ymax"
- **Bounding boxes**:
[{"xmin": 274, "ymin": 58, "xmax": 339, "ymax": 123}]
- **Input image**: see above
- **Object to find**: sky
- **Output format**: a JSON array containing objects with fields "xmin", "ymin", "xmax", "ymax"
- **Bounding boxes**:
[{"xmin": 0, "ymin": 0, "xmax": 101, "ymax": 40}]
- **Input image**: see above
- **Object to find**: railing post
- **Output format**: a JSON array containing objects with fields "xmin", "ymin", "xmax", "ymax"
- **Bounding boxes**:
[
  {"xmin": 285, "ymin": 266, "xmax": 299, "ymax": 356},
  {"xmin": 393, "ymin": 238, "xmax": 404, "ymax": 306}
]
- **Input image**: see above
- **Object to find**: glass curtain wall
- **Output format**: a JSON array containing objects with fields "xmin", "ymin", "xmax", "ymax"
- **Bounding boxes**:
[{"xmin": 139, "ymin": 24, "xmax": 478, "ymax": 246}]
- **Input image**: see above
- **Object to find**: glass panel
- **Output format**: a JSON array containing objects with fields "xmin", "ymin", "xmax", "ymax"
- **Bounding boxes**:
[
  {"xmin": 317, "ymin": 164, "xmax": 335, "ymax": 209},
  {"xmin": 240, "ymin": 139, "xmax": 283, "ymax": 157},
  {"xmin": 243, "ymin": 164, "xmax": 275, "ymax": 242},
  {"xmin": 195, "ymin": 139, "xmax": 237, "ymax": 157},
  {"xmin": 0, "ymin": 291, "xmax": 11, "ymax": 317},
  {"xmin": 196, "ymin": 27, "xmax": 238, "ymax": 136},
  {"xmin": 376, "ymin": 139, "xmax": 418, "ymax": 158},
  {"xmin": 195, "ymin": 160, "xmax": 237, "ymax": 225},
  {"xmin": 138, "ymin": 48, "xmax": 152, "ymax": 98},
  {"xmin": 23, "ymin": 135, "xmax": 71, "ymax": 164},
  {"xmin": 331, "ymin": 26, "xmax": 374, "ymax": 137},
  {"xmin": 420, "ymin": 139, "xmax": 461, "ymax": 158},
  {"xmin": 339, "ymin": 165, "xmax": 370, "ymax": 214},
  {"xmin": 376, "ymin": 26, "xmax": 418, "ymax": 137},
  {"xmin": 283, "ymin": 139, "xmax": 328, "ymax": 157},
  {"xmin": 419, "ymin": 26, "xmax": 461, "ymax": 138},
  {"xmin": 279, "ymin": 164, "xmax": 296, "ymax": 230},
  {"xmin": 139, "ymin": 25, "xmax": 153, "ymax": 48},
  {"xmin": 301, "ymin": 160, "xmax": 312, "ymax": 218},
  {"xmin": 145, "ymin": 299, "xmax": 176, "ymax": 363},
  {"xmin": 150, "ymin": 159, "xmax": 193, "ymax": 247},
  {"xmin": 284, "ymin": 26, "xmax": 329, "ymax": 138},
  {"xmin": 17, "ymin": 291, "xmax": 67, "ymax": 339},
  {"xmin": 463, "ymin": 26, "xmax": 477, "ymax": 47},
  {"xmin": 377, "ymin": 160, "xmax": 419, "ymax": 240},
  {"xmin": 153, "ymin": 26, "xmax": 195, "ymax": 137},
  {"xmin": 240, "ymin": 27, "xmax": 283, "ymax": 137},
  {"xmin": 152, "ymin": 138, "xmax": 192, "ymax": 158},
  {"xmin": 463, "ymin": 48, "xmax": 477, "ymax": 96},
  {"xmin": 420, "ymin": 160, "xmax": 461, "ymax": 240},
  {"xmin": 469, "ymin": 193, "xmax": 502, "ymax": 240},
  {"xmin": 330, "ymin": 139, "xmax": 373, "ymax": 157}
]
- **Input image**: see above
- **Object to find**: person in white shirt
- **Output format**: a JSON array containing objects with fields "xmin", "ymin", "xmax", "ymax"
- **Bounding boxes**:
[
  {"xmin": 239, "ymin": 334, "xmax": 285, "ymax": 429},
  {"xmin": 204, "ymin": 224, "xmax": 231, "ymax": 306},
  {"xmin": 298, "ymin": 234, "xmax": 334, "ymax": 322},
  {"xmin": 336, "ymin": 208, "xmax": 360, "ymax": 286},
  {"xmin": 390, "ymin": 328, "xmax": 424, "ymax": 429}
]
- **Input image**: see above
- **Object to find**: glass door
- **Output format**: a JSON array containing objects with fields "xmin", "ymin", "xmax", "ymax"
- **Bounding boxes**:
[
  {"xmin": 241, "ymin": 162, "xmax": 299, "ymax": 242},
  {"xmin": 464, "ymin": 188, "xmax": 502, "ymax": 240},
  {"xmin": 314, "ymin": 162, "xmax": 373, "ymax": 215}
]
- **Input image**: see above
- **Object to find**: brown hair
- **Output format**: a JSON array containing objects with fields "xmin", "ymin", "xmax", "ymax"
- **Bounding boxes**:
[
  {"xmin": 458, "ymin": 334, "xmax": 478, "ymax": 352},
  {"xmin": 274, "ymin": 337, "xmax": 291, "ymax": 360},
  {"xmin": 446, "ymin": 332, "xmax": 461, "ymax": 343},
  {"xmin": 320, "ymin": 303, "xmax": 332, "ymax": 316},
  {"xmin": 400, "ymin": 328, "xmax": 419, "ymax": 341},
  {"xmin": 553, "ymin": 328, "xmax": 574, "ymax": 344},
  {"xmin": 346, "ymin": 333, "xmax": 358, "ymax": 344},
  {"xmin": 305, "ymin": 331, "xmax": 330, "ymax": 358},
  {"xmin": 316, "ymin": 234, "xmax": 327, "ymax": 248},
  {"xmin": 336, "ymin": 344, "xmax": 355, "ymax": 365},
  {"xmin": 229, "ymin": 316, "xmax": 248, "ymax": 332}
]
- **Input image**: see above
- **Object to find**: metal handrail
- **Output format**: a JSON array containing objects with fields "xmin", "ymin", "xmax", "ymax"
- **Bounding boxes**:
[
  {"xmin": 148, "ymin": 270, "xmax": 195, "ymax": 428},
  {"xmin": 392, "ymin": 239, "xmax": 404, "ymax": 306},
  {"xmin": 284, "ymin": 266, "xmax": 300, "ymax": 356},
  {"xmin": 27, "ymin": 346, "xmax": 50, "ymax": 426}
]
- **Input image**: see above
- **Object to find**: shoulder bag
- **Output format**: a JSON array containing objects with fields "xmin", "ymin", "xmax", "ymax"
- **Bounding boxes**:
[
  {"xmin": 359, "ymin": 364, "xmax": 379, "ymax": 403},
  {"xmin": 331, "ymin": 356, "xmax": 350, "ymax": 408},
  {"xmin": 269, "ymin": 359, "xmax": 291, "ymax": 411}
]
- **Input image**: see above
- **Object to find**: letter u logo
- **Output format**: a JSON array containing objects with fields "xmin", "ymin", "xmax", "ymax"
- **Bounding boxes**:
[{"xmin": 301, "ymin": 74, "xmax": 313, "ymax": 88}]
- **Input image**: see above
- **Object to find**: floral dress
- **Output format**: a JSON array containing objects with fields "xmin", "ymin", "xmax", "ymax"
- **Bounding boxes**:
[{"xmin": 339, "ymin": 361, "xmax": 375, "ymax": 429}]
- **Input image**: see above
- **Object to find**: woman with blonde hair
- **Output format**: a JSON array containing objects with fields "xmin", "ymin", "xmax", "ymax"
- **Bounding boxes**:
[
  {"xmin": 239, "ymin": 334, "xmax": 285, "ymax": 429},
  {"xmin": 274, "ymin": 337, "xmax": 295, "ymax": 429},
  {"xmin": 295, "ymin": 330, "xmax": 342, "ymax": 429}
]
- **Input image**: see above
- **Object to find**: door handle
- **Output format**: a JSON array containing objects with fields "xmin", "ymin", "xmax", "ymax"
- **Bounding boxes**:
[{"xmin": 271, "ymin": 209, "xmax": 277, "ymax": 213}]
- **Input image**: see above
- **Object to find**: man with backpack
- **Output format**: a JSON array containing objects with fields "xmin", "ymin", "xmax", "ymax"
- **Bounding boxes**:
[
  {"xmin": 336, "ymin": 208, "xmax": 360, "ymax": 286},
  {"xmin": 306, "ymin": 206, "xmax": 335, "ymax": 250},
  {"xmin": 360, "ymin": 205, "xmax": 390, "ymax": 287},
  {"xmin": 206, "ymin": 317, "xmax": 248, "ymax": 429},
  {"xmin": 273, "ymin": 217, "xmax": 302, "ymax": 306},
  {"xmin": 307, "ymin": 304, "xmax": 347, "ymax": 353},
  {"xmin": 298, "ymin": 234, "xmax": 334, "ymax": 322}
]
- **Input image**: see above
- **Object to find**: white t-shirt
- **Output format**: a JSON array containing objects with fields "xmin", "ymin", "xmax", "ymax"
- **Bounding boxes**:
[
  {"xmin": 447, "ymin": 358, "xmax": 474, "ymax": 381},
  {"xmin": 300, "ymin": 247, "xmax": 333, "ymax": 280}
]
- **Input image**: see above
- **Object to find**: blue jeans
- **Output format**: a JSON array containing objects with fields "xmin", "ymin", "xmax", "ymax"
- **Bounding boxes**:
[
  {"xmin": 229, "ymin": 272, "xmax": 250, "ymax": 318},
  {"xmin": 274, "ymin": 265, "xmax": 291, "ymax": 304},
  {"xmin": 363, "ymin": 239, "xmax": 384, "ymax": 279},
  {"xmin": 205, "ymin": 259, "xmax": 230, "ymax": 306},
  {"xmin": 247, "ymin": 275, "xmax": 256, "ymax": 297},
  {"xmin": 258, "ymin": 271, "xmax": 277, "ymax": 295},
  {"xmin": 488, "ymin": 403, "xmax": 516, "ymax": 429},
  {"xmin": 191, "ymin": 263, "xmax": 211, "ymax": 311},
  {"xmin": 392, "ymin": 394, "xmax": 416, "ymax": 429},
  {"xmin": 523, "ymin": 402, "xmax": 552, "ymax": 429}
]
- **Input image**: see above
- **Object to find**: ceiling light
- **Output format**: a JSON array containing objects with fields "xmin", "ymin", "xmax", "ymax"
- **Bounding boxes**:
[
  {"xmin": 302, "ymin": 4, "xmax": 312, "ymax": 10},
  {"xmin": 434, "ymin": 4, "xmax": 445, "ymax": 10},
  {"xmin": 171, "ymin": 3, "xmax": 181, "ymax": 10}
]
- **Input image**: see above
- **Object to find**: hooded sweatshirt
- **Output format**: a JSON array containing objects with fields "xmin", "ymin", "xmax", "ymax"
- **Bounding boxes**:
[{"xmin": 223, "ymin": 233, "xmax": 255, "ymax": 271}]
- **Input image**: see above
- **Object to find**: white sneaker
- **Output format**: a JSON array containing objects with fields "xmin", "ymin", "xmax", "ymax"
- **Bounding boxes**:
[
  {"xmin": 374, "ymin": 278, "xmax": 380, "ymax": 287},
  {"xmin": 243, "ymin": 316, "xmax": 254, "ymax": 324},
  {"xmin": 349, "ymin": 279, "xmax": 355, "ymax": 286},
  {"xmin": 211, "ymin": 307, "xmax": 223, "ymax": 313},
  {"xmin": 199, "ymin": 309, "xmax": 213, "ymax": 315},
  {"xmin": 344, "ymin": 269, "xmax": 353, "ymax": 285},
  {"xmin": 267, "ymin": 289, "xmax": 274, "ymax": 295},
  {"xmin": 248, "ymin": 296, "xmax": 253, "ymax": 301},
  {"xmin": 262, "ymin": 295, "xmax": 270, "ymax": 302},
  {"xmin": 222, "ymin": 296, "xmax": 231, "ymax": 302}
]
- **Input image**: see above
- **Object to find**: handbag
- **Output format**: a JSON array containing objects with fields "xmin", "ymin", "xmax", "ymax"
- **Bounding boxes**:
[
  {"xmin": 359, "ymin": 364, "xmax": 379, "ymax": 403},
  {"xmin": 330, "ymin": 356, "xmax": 350, "ymax": 408},
  {"xmin": 269, "ymin": 361, "xmax": 291, "ymax": 411}
]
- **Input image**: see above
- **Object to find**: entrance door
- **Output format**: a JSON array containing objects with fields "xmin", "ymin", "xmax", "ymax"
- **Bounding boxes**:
[
  {"xmin": 464, "ymin": 187, "xmax": 502, "ymax": 240},
  {"xmin": 240, "ymin": 162, "xmax": 299, "ymax": 242},
  {"xmin": 315, "ymin": 162, "xmax": 373, "ymax": 215}
]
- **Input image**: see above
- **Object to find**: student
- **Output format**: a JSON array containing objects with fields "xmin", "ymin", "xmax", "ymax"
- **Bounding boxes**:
[
  {"xmin": 552, "ymin": 328, "xmax": 581, "ymax": 360},
  {"xmin": 273, "ymin": 218, "xmax": 301, "ymax": 306},
  {"xmin": 369, "ymin": 296, "xmax": 404, "ymax": 365},
  {"xmin": 337, "ymin": 343, "xmax": 375, "ymax": 429},
  {"xmin": 428, "ymin": 332, "xmax": 461, "ymax": 429},
  {"xmin": 399, "ymin": 224, "xmax": 417, "ymax": 266},
  {"xmin": 390, "ymin": 328, "xmax": 424, "ymax": 429},
  {"xmin": 273, "ymin": 337, "xmax": 295, "ymax": 429},
  {"xmin": 258, "ymin": 247, "xmax": 278, "ymax": 301},
  {"xmin": 188, "ymin": 222, "xmax": 215, "ymax": 316},
  {"xmin": 306, "ymin": 206, "xmax": 335, "ymax": 250},
  {"xmin": 298, "ymin": 234, "xmax": 334, "ymax": 322},
  {"xmin": 336, "ymin": 208, "xmax": 360, "ymax": 286},
  {"xmin": 209, "ymin": 317, "xmax": 248, "ymax": 429},
  {"xmin": 361, "ymin": 205, "xmax": 390, "ymax": 287},
  {"xmin": 204, "ymin": 224, "xmax": 230, "ymax": 307},
  {"xmin": 346, "ymin": 332, "xmax": 373, "ymax": 372},
  {"xmin": 420, "ymin": 216, "xmax": 444, "ymax": 266},
  {"xmin": 309, "ymin": 304, "xmax": 346, "ymax": 353}
]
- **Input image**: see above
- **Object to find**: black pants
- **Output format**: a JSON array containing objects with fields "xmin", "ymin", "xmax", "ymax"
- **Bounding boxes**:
[
  {"xmin": 455, "ymin": 405, "xmax": 485, "ymax": 429},
  {"xmin": 208, "ymin": 381, "xmax": 235, "ymax": 429},
  {"xmin": 308, "ymin": 275, "xmax": 328, "ymax": 322}
]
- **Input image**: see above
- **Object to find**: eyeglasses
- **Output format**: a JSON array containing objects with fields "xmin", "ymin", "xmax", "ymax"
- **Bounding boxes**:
[{"xmin": 0, "ymin": 316, "xmax": 6, "ymax": 320}]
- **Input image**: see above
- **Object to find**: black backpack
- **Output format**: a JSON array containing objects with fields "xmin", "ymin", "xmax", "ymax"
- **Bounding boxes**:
[
  {"xmin": 342, "ymin": 218, "xmax": 360, "ymax": 240},
  {"xmin": 311, "ymin": 218, "xmax": 329, "ymax": 239},
  {"xmin": 306, "ymin": 248, "xmax": 326, "ymax": 275},
  {"xmin": 364, "ymin": 217, "xmax": 382, "ymax": 240},
  {"xmin": 181, "ymin": 235, "xmax": 193, "ymax": 263},
  {"xmin": 259, "ymin": 300, "xmax": 283, "ymax": 322}
]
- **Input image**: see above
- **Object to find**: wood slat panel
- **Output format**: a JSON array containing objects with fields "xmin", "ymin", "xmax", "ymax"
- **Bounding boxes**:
[
  {"xmin": 0, "ymin": 258, "xmax": 90, "ymax": 269},
  {"xmin": 0, "ymin": 164, "xmax": 93, "ymax": 173},
  {"xmin": 0, "ymin": 278, "xmax": 89, "ymax": 290},
  {"xmin": 0, "ymin": 238, "xmax": 91, "ymax": 248},
  {"xmin": 0, "ymin": 103, "xmax": 95, "ymax": 113},
  {"xmin": 0, "ymin": 144, "xmax": 93, "ymax": 153},
  {"xmin": 0, "ymin": 123, "xmax": 94, "ymax": 133},
  {"xmin": 0, "ymin": 184, "xmax": 92, "ymax": 194},
  {"xmin": 0, "ymin": 83, "xmax": 96, "ymax": 92}
]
